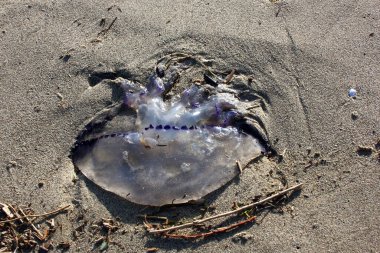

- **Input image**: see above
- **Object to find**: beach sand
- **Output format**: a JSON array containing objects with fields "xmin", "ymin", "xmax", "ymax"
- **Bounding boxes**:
[{"xmin": 1, "ymin": 0, "xmax": 379, "ymax": 252}]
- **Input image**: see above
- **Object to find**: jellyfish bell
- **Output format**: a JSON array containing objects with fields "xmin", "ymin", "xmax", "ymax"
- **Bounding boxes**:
[{"xmin": 72, "ymin": 58, "xmax": 266, "ymax": 206}]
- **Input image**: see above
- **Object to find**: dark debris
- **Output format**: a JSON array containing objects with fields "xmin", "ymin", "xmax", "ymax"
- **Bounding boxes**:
[{"xmin": 0, "ymin": 203, "xmax": 69, "ymax": 252}]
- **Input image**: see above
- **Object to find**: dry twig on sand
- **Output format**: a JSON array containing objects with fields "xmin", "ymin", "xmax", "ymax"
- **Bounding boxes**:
[
  {"xmin": 148, "ymin": 183, "xmax": 303, "ymax": 235},
  {"xmin": 0, "ymin": 203, "xmax": 71, "ymax": 252},
  {"xmin": 163, "ymin": 216, "xmax": 256, "ymax": 239},
  {"xmin": 242, "ymin": 154, "xmax": 265, "ymax": 170},
  {"xmin": 236, "ymin": 160, "xmax": 243, "ymax": 174},
  {"xmin": 98, "ymin": 17, "xmax": 118, "ymax": 37},
  {"xmin": 0, "ymin": 204, "xmax": 71, "ymax": 224},
  {"xmin": 225, "ymin": 69, "xmax": 235, "ymax": 84}
]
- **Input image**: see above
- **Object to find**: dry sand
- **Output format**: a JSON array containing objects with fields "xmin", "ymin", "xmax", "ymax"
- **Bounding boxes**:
[{"xmin": 1, "ymin": 0, "xmax": 379, "ymax": 252}]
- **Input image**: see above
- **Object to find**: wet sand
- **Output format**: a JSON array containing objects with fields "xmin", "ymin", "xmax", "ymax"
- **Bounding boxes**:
[{"xmin": 1, "ymin": 1, "xmax": 379, "ymax": 252}]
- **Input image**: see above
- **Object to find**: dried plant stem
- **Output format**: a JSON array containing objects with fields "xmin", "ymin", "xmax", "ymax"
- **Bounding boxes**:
[
  {"xmin": 98, "ymin": 17, "xmax": 118, "ymax": 36},
  {"xmin": 236, "ymin": 160, "xmax": 243, "ymax": 174},
  {"xmin": 163, "ymin": 216, "xmax": 256, "ymax": 239},
  {"xmin": 0, "ymin": 205, "xmax": 71, "ymax": 224},
  {"xmin": 242, "ymin": 154, "xmax": 264, "ymax": 170},
  {"xmin": 18, "ymin": 208, "xmax": 45, "ymax": 240},
  {"xmin": 148, "ymin": 183, "xmax": 303, "ymax": 233},
  {"xmin": 225, "ymin": 69, "xmax": 235, "ymax": 84}
]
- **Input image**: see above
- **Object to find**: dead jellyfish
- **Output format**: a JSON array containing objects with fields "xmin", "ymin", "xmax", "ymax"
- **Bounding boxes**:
[{"xmin": 72, "ymin": 54, "xmax": 268, "ymax": 206}]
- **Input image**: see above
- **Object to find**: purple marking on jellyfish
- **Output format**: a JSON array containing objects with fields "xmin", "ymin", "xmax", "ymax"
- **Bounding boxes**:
[
  {"xmin": 191, "ymin": 102, "xmax": 200, "ymax": 108},
  {"xmin": 215, "ymin": 104, "xmax": 221, "ymax": 118},
  {"xmin": 222, "ymin": 111, "xmax": 239, "ymax": 127},
  {"xmin": 147, "ymin": 76, "xmax": 165, "ymax": 96}
]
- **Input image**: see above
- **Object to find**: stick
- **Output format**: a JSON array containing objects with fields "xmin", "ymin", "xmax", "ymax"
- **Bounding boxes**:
[
  {"xmin": 242, "ymin": 154, "xmax": 264, "ymax": 170},
  {"xmin": 236, "ymin": 160, "xmax": 243, "ymax": 174},
  {"xmin": 98, "ymin": 17, "xmax": 118, "ymax": 36},
  {"xmin": 225, "ymin": 69, "xmax": 235, "ymax": 84},
  {"xmin": 18, "ymin": 208, "xmax": 45, "ymax": 241},
  {"xmin": 138, "ymin": 215, "xmax": 169, "ymax": 225},
  {"xmin": 163, "ymin": 216, "xmax": 256, "ymax": 239},
  {"xmin": 148, "ymin": 183, "xmax": 303, "ymax": 233},
  {"xmin": 0, "ymin": 205, "xmax": 71, "ymax": 224},
  {"xmin": 107, "ymin": 17, "xmax": 118, "ymax": 31}
]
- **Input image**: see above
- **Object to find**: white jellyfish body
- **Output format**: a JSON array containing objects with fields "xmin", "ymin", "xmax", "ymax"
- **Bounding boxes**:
[{"xmin": 72, "ymin": 64, "xmax": 265, "ymax": 206}]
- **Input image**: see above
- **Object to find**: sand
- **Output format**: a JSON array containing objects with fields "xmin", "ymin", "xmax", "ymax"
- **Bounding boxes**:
[{"xmin": 1, "ymin": 0, "xmax": 379, "ymax": 252}]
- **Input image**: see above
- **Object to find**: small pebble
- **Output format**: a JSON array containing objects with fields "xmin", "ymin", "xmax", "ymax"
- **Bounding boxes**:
[
  {"xmin": 351, "ymin": 111, "xmax": 358, "ymax": 120},
  {"xmin": 34, "ymin": 106, "xmax": 41, "ymax": 112},
  {"xmin": 56, "ymin": 92, "xmax": 63, "ymax": 100},
  {"xmin": 348, "ymin": 88, "xmax": 357, "ymax": 97},
  {"xmin": 99, "ymin": 241, "xmax": 108, "ymax": 251}
]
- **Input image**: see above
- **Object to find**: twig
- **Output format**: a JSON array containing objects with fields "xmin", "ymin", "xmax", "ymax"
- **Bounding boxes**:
[
  {"xmin": 303, "ymin": 161, "xmax": 313, "ymax": 170},
  {"xmin": 148, "ymin": 183, "xmax": 303, "ymax": 233},
  {"xmin": 246, "ymin": 104, "xmax": 261, "ymax": 110},
  {"xmin": 138, "ymin": 215, "xmax": 169, "ymax": 225},
  {"xmin": 0, "ymin": 205, "xmax": 71, "ymax": 224},
  {"xmin": 98, "ymin": 17, "xmax": 118, "ymax": 36},
  {"xmin": 225, "ymin": 69, "xmax": 235, "ymax": 84},
  {"xmin": 163, "ymin": 216, "xmax": 256, "ymax": 239},
  {"xmin": 242, "ymin": 154, "xmax": 264, "ymax": 170},
  {"xmin": 18, "ymin": 208, "xmax": 44, "ymax": 241},
  {"xmin": 236, "ymin": 160, "xmax": 243, "ymax": 174},
  {"xmin": 0, "ymin": 203, "xmax": 14, "ymax": 218},
  {"xmin": 279, "ymin": 148, "xmax": 287, "ymax": 160}
]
